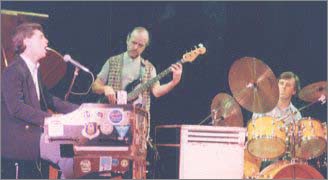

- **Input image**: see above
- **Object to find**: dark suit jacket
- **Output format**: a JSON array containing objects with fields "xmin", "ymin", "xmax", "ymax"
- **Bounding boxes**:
[{"xmin": 1, "ymin": 55, "xmax": 79, "ymax": 160}]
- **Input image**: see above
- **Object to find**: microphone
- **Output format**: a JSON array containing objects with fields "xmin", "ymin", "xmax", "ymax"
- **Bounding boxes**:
[{"xmin": 63, "ymin": 54, "xmax": 90, "ymax": 73}]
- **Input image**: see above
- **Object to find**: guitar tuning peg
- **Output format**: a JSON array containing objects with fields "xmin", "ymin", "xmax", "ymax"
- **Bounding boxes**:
[{"xmin": 198, "ymin": 43, "xmax": 204, "ymax": 47}]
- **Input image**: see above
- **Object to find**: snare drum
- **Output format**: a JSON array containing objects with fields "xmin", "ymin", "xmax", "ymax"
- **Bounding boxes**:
[
  {"xmin": 293, "ymin": 118, "xmax": 326, "ymax": 160},
  {"xmin": 257, "ymin": 160, "xmax": 324, "ymax": 179},
  {"xmin": 247, "ymin": 116, "xmax": 287, "ymax": 160}
]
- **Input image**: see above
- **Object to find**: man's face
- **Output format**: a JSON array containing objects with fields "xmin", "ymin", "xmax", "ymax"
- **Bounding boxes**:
[
  {"xmin": 126, "ymin": 31, "xmax": 148, "ymax": 59},
  {"xmin": 278, "ymin": 78, "xmax": 296, "ymax": 100},
  {"xmin": 24, "ymin": 29, "xmax": 48, "ymax": 61}
]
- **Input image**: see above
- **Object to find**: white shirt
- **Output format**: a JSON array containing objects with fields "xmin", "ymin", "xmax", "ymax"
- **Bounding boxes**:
[
  {"xmin": 21, "ymin": 55, "xmax": 41, "ymax": 101},
  {"xmin": 252, "ymin": 102, "xmax": 302, "ymax": 125},
  {"xmin": 122, "ymin": 52, "xmax": 142, "ymax": 89}
]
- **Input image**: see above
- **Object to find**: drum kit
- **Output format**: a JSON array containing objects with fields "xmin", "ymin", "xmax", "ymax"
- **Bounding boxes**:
[{"xmin": 210, "ymin": 57, "xmax": 327, "ymax": 179}]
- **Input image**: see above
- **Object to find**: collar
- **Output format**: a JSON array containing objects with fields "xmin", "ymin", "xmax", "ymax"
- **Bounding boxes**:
[
  {"xmin": 20, "ymin": 54, "xmax": 40, "ymax": 72},
  {"xmin": 124, "ymin": 52, "xmax": 141, "ymax": 62},
  {"xmin": 276, "ymin": 102, "xmax": 295, "ymax": 112}
]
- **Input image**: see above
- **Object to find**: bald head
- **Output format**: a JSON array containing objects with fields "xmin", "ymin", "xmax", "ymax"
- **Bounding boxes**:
[
  {"xmin": 127, "ymin": 27, "xmax": 149, "ymax": 45},
  {"xmin": 126, "ymin": 27, "xmax": 150, "ymax": 59}
]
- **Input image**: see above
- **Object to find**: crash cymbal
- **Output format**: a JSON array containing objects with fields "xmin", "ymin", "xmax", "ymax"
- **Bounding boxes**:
[
  {"xmin": 228, "ymin": 57, "xmax": 279, "ymax": 113},
  {"xmin": 211, "ymin": 93, "xmax": 244, "ymax": 127},
  {"xmin": 299, "ymin": 81, "xmax": 327, "ymax": 102}
]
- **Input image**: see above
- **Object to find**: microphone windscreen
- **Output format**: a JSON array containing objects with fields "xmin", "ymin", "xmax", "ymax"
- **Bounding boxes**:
[{"xmin": 63, "ymin": 54, "xmax": 71, "ymax": 62}]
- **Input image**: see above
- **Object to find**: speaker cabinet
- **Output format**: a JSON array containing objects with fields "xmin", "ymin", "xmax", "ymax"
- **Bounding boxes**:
[{"xmin": 155, "ymin": 125, "xmax": 246, "ymax": 179}]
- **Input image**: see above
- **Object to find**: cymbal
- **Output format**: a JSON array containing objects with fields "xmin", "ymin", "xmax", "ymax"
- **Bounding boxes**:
[
  {"xmin": 211, "ymin": 93, "xmax": 244, "ymax": 127},
  {"xmin": 298, "ymin": 81, "xmax": 327, "ymax": 102},
  {"xmin": 228, "ymin": 57, "xmax": 279, "ymax": 113}
]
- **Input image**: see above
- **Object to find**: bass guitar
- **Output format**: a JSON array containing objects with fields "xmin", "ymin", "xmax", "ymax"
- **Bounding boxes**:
[{"xmin": 100, "ymin": 43, "xmax": 206, "ymax": 104}]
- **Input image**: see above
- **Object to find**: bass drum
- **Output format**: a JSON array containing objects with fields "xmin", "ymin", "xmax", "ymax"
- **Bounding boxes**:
[{"xmin": 257, "ymin": 160, "xmax": 324, "ymax": 179}]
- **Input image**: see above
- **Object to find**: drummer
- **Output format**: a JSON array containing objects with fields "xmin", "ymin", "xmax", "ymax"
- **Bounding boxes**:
[{"xmin": 252, "ymin": 71, "xmax": 302, "ymax": 169}]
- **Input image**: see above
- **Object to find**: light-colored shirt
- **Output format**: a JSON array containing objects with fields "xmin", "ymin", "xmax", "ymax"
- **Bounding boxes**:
[
  {"xmin": 122, "ymin": 52, "xmax": 143, "ymax": 89},
  {"xmin": 252, "ymin": 102, "xmax": 302, "ymax": 125},
  {"xmin": 98, "ymin": 52, "xmax": 157, "ymax": 89},
  {"xmin": 97, "ymin": 52, "xmax": 158, "ymax": 106},
  {"xmin": 21, "ymin": 55, "xmax": 41, "ymax": 100}
]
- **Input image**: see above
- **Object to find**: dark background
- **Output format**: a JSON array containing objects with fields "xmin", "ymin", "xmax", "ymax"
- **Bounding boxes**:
[{"xmin": 2, "ymin": 1, "xmax": 327, "ymax": 178}]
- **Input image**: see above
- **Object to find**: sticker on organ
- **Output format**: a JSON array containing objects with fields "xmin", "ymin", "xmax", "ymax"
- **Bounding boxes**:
[
  {"xmin": 96, "ymin": 111, "xmax": 104, "ymax": 119},
  {"xmin": 99, "ymin": 156, "xmax": 112, "ymax": 171},
  {"xmin": 84, "ymin": 110, "xmax": 91, "ymax": 119},
  {"xmin": 100, "ymin": 120, "xmax": 113, "ymax": 135},
  {"xmin": 112, "ymin": 158, "xmax": 119, "ymax": 166},
  {"xmin": 81, "ymin": 122, "xmax": 100, "ymax": 140},
  {"xmin": 108, "ymin": 108, "xmax": 125, "ymax": 125},
  {"xmin": 114, "ymin": 125, "xmax": 130, "ymax": 140},
  {"xmin": 48, "ymin": 119, "xmax": 64, "ymax": 137},
  {"xmin": 80, "ymin": 159, "xmax": 91, "ymax": 173}
]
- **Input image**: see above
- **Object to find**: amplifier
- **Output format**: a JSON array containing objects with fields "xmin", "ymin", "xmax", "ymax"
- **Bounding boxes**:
[{"xmin": 155, "ymin": 125, "xmax": 246, "ymax": 179}]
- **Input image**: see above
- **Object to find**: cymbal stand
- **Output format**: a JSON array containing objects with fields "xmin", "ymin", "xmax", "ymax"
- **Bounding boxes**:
[
  {"xmin": 198, "ymin": 107, "xmax": 222, "ymax": 125},
  {"xmin": 287, "ymin": 109, "xmax": 299, "ymax": 179},
  {"xmin": 15, "ymin": 162, "xmax": 19, "ymax": 179}
]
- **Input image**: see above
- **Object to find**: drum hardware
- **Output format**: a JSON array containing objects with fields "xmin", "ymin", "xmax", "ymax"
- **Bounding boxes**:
[
  {"xmin": 322, "ymin": 122, "xmax": 327, "ymax": 141},
  {"xmin": 278, "ymin": 125, "xmax": 288, "ymax": 133},
  {"xmin": 15, "ymin": 162, "xmax": 19, "ymax": 179},
  {"xmin": 252, "ymin": 120, "xmax": 255, "ymax": 127},
  {"xmin": 316, "ymin": 155, "xmax": 327, "ymax": 168}
]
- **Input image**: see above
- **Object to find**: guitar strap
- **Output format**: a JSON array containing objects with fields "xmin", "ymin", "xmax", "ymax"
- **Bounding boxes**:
[{"xmin": 138, "ymin": 59, "xmax": 146, "ymax": 82}]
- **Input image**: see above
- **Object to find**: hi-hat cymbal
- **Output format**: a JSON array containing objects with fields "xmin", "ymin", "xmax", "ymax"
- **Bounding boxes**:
[
  {"xmin": 211, "ymin": 93, "xmax": 244, "ymax": 127},
  {"xmin": 299, "ymin": 81, "xmax": 327, "ymax": 102},
  {"xmin": 228, "ymin": 57, "xmax": 279, "ymax": 113}
]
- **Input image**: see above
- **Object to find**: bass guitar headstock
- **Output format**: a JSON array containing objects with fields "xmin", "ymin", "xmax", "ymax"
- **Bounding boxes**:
[{"xmin": 182, "ymin": 43, "xmax": 207, "ymax": 63}]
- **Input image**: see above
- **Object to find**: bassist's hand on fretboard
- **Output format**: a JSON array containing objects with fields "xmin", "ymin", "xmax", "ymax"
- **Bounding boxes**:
[{"xmin": 170, "ymin": 63, "xmax": 183, "ymax": 85}]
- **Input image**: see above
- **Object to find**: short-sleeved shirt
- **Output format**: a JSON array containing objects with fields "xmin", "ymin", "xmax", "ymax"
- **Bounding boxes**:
[{"xmin": 97, "ymin": 52, "xmax": 157, "ymax": 89}]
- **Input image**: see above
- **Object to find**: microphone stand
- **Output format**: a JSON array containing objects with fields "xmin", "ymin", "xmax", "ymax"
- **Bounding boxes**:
[
  {"xmin": 65, "ymin": 67, "xmax": 80, "ymax": 101},
  {"xmin": 15, "ymin": 162, "xmax": 19, "ymax": 179}
]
